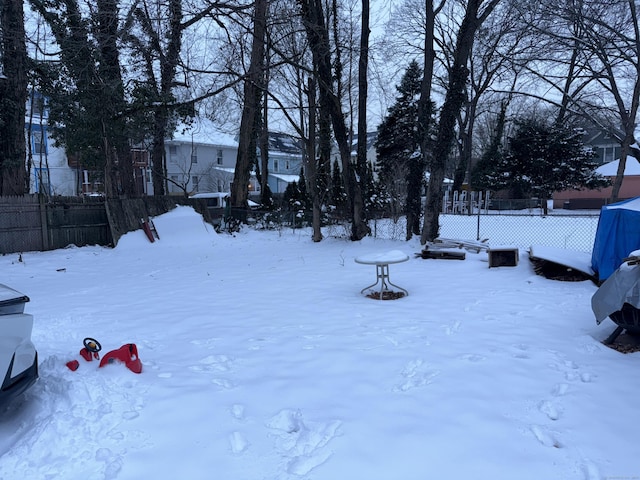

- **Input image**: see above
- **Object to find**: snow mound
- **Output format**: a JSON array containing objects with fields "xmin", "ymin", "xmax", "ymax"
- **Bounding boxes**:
[{"xmin": 115, "ymin": 206, "xmax": 217, "ymax": 251}]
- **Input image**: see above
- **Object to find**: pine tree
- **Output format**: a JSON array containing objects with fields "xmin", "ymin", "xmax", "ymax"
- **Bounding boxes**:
[
  {"xmin": 375, "ymin": 60, "xmax": 423, "ymax": 185},
  {"xmin": 471, "ymin": 100, "xmax": 508, "ymax": 191},
  {"xmin": 298, "ymin": 168, "xmax": 311, "ymax": 211},
  {"xmin": 481, "ymin": 116, "xmax": 609, "ymax": 211},
  {"xmin": 329, "ymin": 160, "xmax": 347, "ymax": 217},
  {"xmin": 375, "ymin": 60, "xmax": 428, "ymax": 234}
]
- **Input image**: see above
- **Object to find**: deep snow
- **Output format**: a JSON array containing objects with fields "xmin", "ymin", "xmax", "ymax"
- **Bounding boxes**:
[{"xmin": 0, "ymin": 206, "xmax": 637, "ymax": 480}]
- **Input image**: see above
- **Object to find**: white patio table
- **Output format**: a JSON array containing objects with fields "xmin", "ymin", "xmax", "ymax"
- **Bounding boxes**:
[{"xmin": 355, "ymin": 250, "xmax": 410, "ymax": 299}]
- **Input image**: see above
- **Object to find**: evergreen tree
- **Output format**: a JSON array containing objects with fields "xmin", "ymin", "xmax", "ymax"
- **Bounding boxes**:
[
  {"xmin": 482, "ymin": 116, "xmax": 609, "ymax": 211},
  {"xmin": 365, "ymin": 161, "xmax": 388, "ymax": 215},
  {"xmin": 329, "ymin": 160, "xmax": 348, "ymax": 217},
  {"xmin": 375, "ymin": 60, "xmax": 423, "ymax": 184},
  {"xmin": 375, "ymin": 60, "xmax": 429, "ymax": 236},
  {"xmin": 283, "ymin": 180, "xmax": 299, "ymax": 208},
  {"xmin": 471, "ymin": 100, "xmax": 508, "ymax": 191},
  {"xmin": 298, "ymin": 167, "xmax": 311, "ymax": 211}
]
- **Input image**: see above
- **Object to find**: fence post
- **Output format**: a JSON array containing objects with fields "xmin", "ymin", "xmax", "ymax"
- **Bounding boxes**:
[{"xmin": 38, "ymin": 194, "xmax": 50, "ymax": 251}]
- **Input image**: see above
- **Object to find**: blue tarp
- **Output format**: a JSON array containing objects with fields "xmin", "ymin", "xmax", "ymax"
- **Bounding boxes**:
[{"xmin": 591, "ymin": 197, "xmax": 640, "ymax": 281}]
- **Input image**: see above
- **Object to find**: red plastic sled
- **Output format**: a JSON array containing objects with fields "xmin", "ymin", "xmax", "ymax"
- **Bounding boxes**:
[
  {"xmin": 99, "ymin": 344, "xmax": 143, "ymax": 374},
  {"xmin": 141, "ymin": 219, "xmax": 155, "ymax": 243}
]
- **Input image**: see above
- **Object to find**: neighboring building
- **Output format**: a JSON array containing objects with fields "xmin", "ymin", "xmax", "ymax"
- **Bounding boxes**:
[
  {"xmin": 25, "ymin": 93, "xmax": 78, "ymax": 196},
  {"xmin": 163, "ymin": 124, "xmax": 305, "ymax": 197},
  {"xmin": 163, "ymin": 119, "xmax": 251, "ymax": 196},
  {"xmin": 265, "ymin": 132, "xmax": 303, "ymax": 194},
  {"xmin": 553, "ymin": 156, "xmax": 640, "ymax": 209},
  {"xmin": 581, "ymin": 125, "xmax": 623, "ymax": 165},
  {"xmin": 330, "ymin": 132, "xmax": 378, "ymax": 172},
  {"xmin": 25, "ymin": 93, "xmax": 148, "ymax": 196},
  {"xmin": 551, "ymin": 124, "xmax": 640, "ymax": 209}
]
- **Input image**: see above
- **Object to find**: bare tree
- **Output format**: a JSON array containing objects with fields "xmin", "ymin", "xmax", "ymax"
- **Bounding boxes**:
[
  {"xmin": 299, "ymin": 0, "xmax": 369, "ymax": 240},
  {"xmin": 356, "ymin": 0, "xmax": 370, "ymax": 232},
  {"xmin": 515, "ymin": 0, "xmax": 640, "ymax": 202},
  {"xmin": 452, "ymin": 0, "xmax": 531, "ymax": 197},
  {"xmin": 421, "ymin": 0, "xmax": 501, "ymax": 244},
  {"xmin": 232, "ymin": 0, "xmax": 267, "ymax": 209}
]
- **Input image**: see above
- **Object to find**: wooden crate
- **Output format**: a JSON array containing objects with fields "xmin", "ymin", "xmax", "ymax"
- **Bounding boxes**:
[{"xmin": 488, "ymin": 247, "xmax": 519, "ymax": 267}]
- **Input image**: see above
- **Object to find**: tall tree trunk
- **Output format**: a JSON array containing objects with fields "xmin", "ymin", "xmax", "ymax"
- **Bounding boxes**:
[
  {"xmin": 232, "ymin": 0, "xmax": 267, "ymax": 209},
  {"xmin": 421, "ymin": 0, "xmax": 501, "ymax": 243},
  {"xmin": 151, "ymin": 111, "xmax": 169, "ymax": 195},
  {"xmin": 306, "ymin": 77, "xmax": 323, "ymax": 242},
  {"xmin": 259, "ymin": 85, "xmax": 270, "ymax": 205},
  {"xmin": 414, "ymin": 0, "xmax": 439, "ymax": 239},
  {"xmin": 299, "ymin": 0, "xmax": 369, "ymax": 240},
  {"xmin": 355, "ymin": 0, "xmax": 370, "ymax": 236},
  {"xmin": 0, "ymin": 0, "xmax": 28, "ymax": 195}
]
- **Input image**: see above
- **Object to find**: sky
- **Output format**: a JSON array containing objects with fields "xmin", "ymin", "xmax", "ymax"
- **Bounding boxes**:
[{"xmin": 0, "ymin": 206, "xmax": 638, "ymax": 480}]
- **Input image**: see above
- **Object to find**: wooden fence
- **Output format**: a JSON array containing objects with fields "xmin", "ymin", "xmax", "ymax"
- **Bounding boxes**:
[{"xmin": 0, "ymin": 195, "xmax": 211, "ymax": 254}]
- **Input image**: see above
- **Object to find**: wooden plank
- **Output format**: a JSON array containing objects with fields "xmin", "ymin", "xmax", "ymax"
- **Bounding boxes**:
[{"xmin": 418, "ymin": 249, "xmax": 466, "ymax": 260}]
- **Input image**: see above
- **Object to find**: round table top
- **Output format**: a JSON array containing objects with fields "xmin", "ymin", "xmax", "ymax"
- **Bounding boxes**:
[{"xmin": 355, "ymin": 250, "xmax": 410, "ymax": 265}]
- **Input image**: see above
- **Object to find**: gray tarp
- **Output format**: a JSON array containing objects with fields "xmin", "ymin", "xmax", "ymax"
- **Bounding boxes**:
[{"xmin": 592, "ymin": 256, "xmax": 640, "ymax": 324}]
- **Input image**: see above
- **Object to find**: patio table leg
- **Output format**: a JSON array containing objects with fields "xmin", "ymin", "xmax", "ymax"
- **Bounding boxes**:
[{"xmin": 360, "ymin": 264, "xmax": 408, "ymax": 299}]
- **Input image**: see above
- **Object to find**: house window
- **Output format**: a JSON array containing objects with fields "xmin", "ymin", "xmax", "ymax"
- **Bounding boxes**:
[
  {"xmin": 217, "ymin": 149, "xmax": 223, "ymax": 165},
  {"xmin": 192, "ymin": 175, "xmax": 199, "ymax": 192},
  {"xmin": 274, "ymin": 159, "xmax": 279, "ymax": 171},
  {"xmin": 34, "ymin": 167, "xmax": 50, "ymax": 194},
  {"xmin": 191, "ymin": 146, "xmax": 198, "ymax": 164},
  {"xmin": 170, "ymin": 175, "xmax": 179, "ymax": 193},
  {"xmin": 29, "ymin": 94, "xmax": 47, "ymax": 118},
  {"xmin": 603, "ymin": 147, "xmax": 615, "ymax": 163},
  {"xmin": 169, "ymin": 145, "xmax": 177, "ymax": 163},
  {"xmin": 286, "ymin": 160, "xmax": 290, "ymax": 170},
  {"xmin": 32, "ymin": 130, "xmax": 47, "ymax": 155}
]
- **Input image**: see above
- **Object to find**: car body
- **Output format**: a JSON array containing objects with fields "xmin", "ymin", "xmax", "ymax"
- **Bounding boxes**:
[
  {"xmin": 0, "ymin": 284, "xmax": 38, "ymax": 405},
  {"xmin": 190, "ymin": 192, "xmax": 230, "ymax": 227}
]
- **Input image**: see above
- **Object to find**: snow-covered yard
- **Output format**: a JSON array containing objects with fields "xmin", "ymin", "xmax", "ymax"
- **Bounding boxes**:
[{"xmin": 0, "ymin": 206, "xmax": 636, "ymax": 480}]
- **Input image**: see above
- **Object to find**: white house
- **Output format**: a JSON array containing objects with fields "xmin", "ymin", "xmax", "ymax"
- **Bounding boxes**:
[
  {"xmin": 264, "ymin": 132, "xmax": 304, "ymax": 194},
  {"xmin": 163, "ymin": 119, "xmax": 258, "ymax": 196},
  {"xmin": 25, "ymin": 103, "xmax": 303, "ymax": 197},
  {"xmin": 25, "ymin": 93, "xmax": 79, "ymax": 196}
]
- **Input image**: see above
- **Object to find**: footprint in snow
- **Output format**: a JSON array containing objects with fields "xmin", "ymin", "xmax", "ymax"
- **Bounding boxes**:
[
  {"xmin": 538, "ymin": 400, "xmax": 560, "ymax": 421},
  {"xmin": 442, "ymin": 320, "xmax": 461, "ymax": 336},
  {"xmin": 229, "ymin": 431, "xmax": 249, "ymax": 454},
  {"xmin": 211, "ymin": 378, "xmax": 234, "ymax": 389},
  {"xmin": 511, "ymin": 343, "xmax": 531, "ymax": 359},
  {"xmin": 266, "ymin": 409, "xmax": 342, "ymax": 476},
  {"xmin": 530, "ymin": 425, "xmax": 563, "ymax": 448},
  {"xmin": 459, "ymin": 353, "xmax": 486, "ymax": 363},
  {"xmin": 189, "ymin": 354, "xmax": 233, "ymax": 372},
  {"xmin": 551, "ymin": 383, "xmax": 569, "ymax": 397},
  {"xmin": 230, "ymin": 404, "xmax": 245, "ymax": 420},
  {"xmin": 394, "ymin": 359, "xmax": 440, "ymax": 392},
  {"xmin": 581, "ymin": 460, "xmax": 601, "ymax": 480}
]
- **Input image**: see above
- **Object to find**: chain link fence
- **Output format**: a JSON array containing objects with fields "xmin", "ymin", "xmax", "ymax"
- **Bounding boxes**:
[
  {"xmin": 438, "ymin": 211, "xmax": 600, "ymax": 252},
  {"xmin": 365, "ymin": 211, "xmax": 599, "ymax": 252},
  {"xmin": 247, "ymin": 208, "xmax": 601, "ymax": 253}
]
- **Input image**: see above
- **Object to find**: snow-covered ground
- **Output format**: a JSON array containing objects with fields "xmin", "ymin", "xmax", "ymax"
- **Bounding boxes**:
[{"xmin": 0, "ymin": 206, "xmax": 636, "ymax": 480}]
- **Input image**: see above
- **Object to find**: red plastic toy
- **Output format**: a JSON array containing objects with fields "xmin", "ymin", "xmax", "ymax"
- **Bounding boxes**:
[
  {"xmin": 99, "ymin": 343, "xmax": 142, "ymax": 374},
  {"xmin": 66, "ymin": 338, "xmax": 142, "ymax": 374}
]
